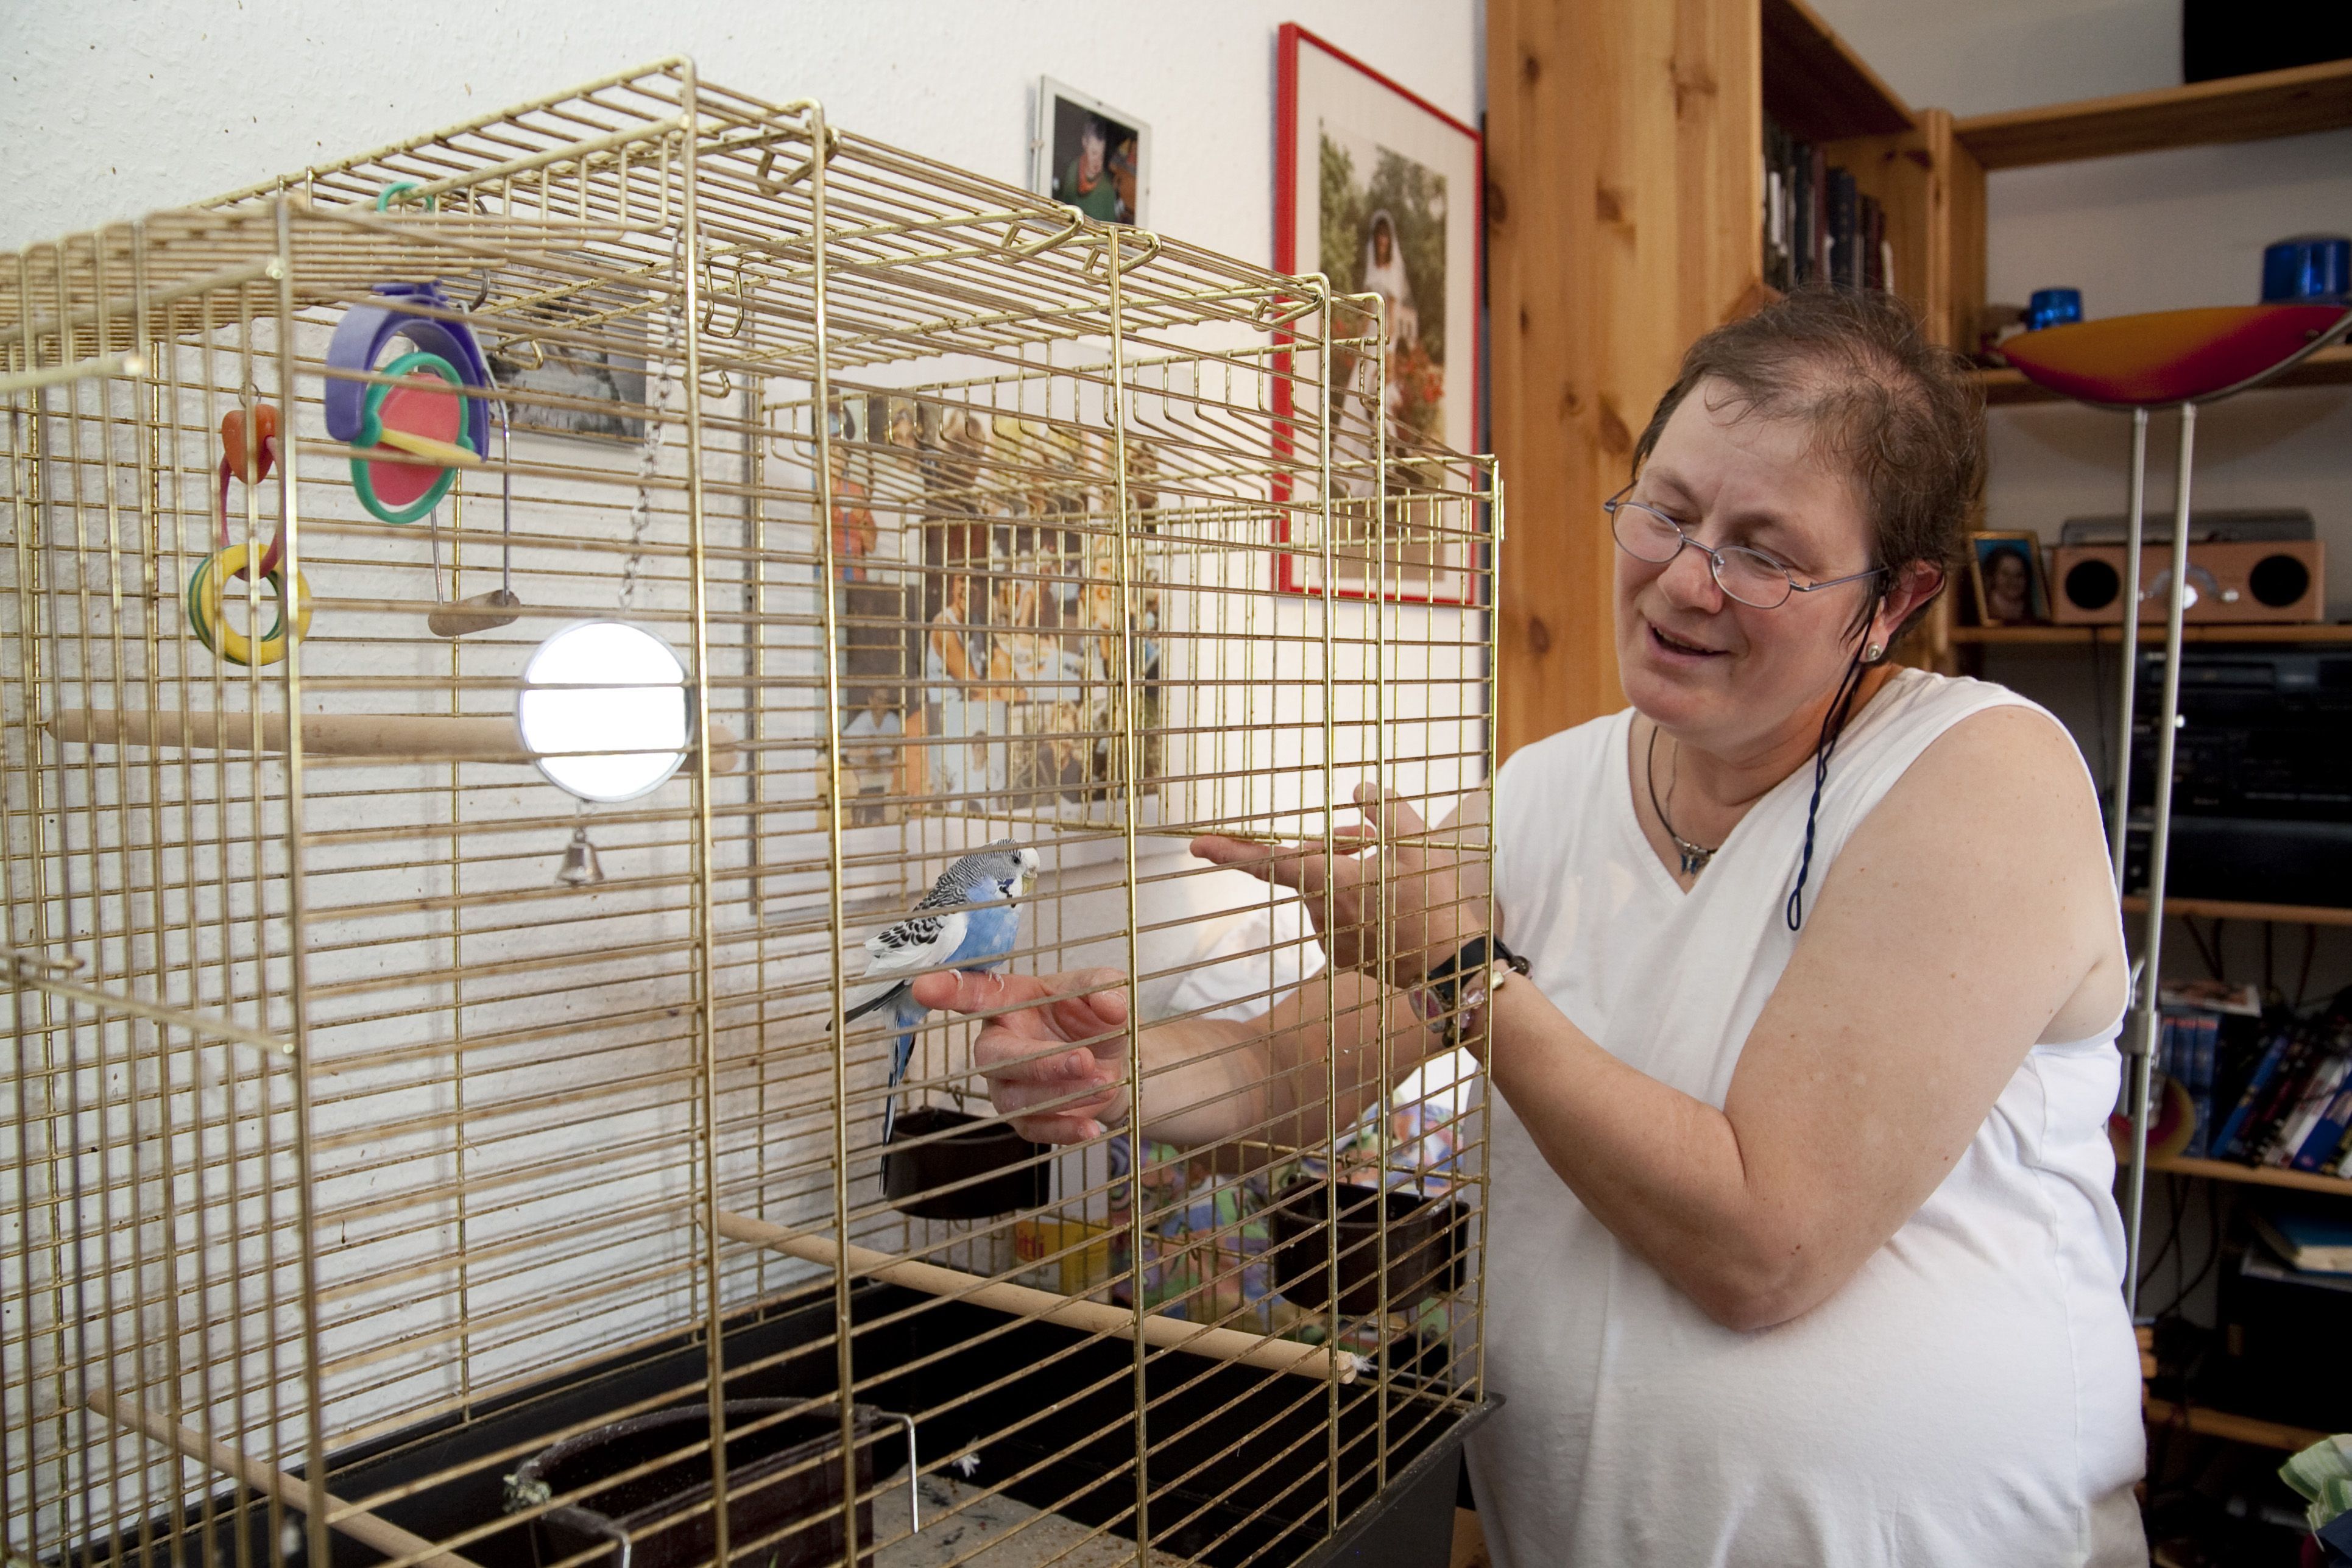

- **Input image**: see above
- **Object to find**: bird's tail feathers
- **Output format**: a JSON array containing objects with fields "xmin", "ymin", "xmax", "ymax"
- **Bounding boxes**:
[{"xmin": 838, "ymin": 981, "xmax": 910, "ymax": 1026}]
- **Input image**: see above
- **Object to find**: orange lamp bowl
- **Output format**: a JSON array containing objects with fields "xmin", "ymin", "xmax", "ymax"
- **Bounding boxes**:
[{"xmin": 2001, "ymin": 303, "xmax": 2352, "ymax": 409}]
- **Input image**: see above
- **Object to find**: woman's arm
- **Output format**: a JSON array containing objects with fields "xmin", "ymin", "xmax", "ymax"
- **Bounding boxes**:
[
  {"xmin": 906, "ymin": 966, "xmax": 1429, "ymax": 1150},
  {"xmin": 912, "ymin": 785, "xmax": 1486, "ymax": 1146},
  {"xmin": 1478, "ymin": 705, "xmax": 2127, "ymax": 1330}
]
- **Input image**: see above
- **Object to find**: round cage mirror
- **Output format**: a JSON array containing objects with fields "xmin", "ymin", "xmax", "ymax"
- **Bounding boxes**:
[{"xmin": 516, "ymin": 621, "xmax": 692, "ymax": 803}]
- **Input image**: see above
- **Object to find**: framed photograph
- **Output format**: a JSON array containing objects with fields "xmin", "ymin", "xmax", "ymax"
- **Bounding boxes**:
[
  {"xmin": 486, "ymin": 301, "xmax": 648, "ymax": 442},
  {"xmin": 1968, "ymin": 531, "xmax": 2051, "ymax": 626},
  {"xmin": 1033, "ymin": 77, "xmax": 1149, "ymax": 227},
  {"xmin": 1273, "ymin": 24, "xmax": 1481, "ymax": 603}
]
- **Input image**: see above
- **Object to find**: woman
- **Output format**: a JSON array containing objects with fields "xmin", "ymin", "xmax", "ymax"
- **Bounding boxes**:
[{"xmin": 913, "ymin": 291, "xmax": 2144, "ymax": 1565}]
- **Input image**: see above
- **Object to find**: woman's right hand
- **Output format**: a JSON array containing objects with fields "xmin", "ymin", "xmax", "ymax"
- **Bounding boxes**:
[{"xmin": 906, "ymin": 967, "xmax": 1132, "ymax": 1143}]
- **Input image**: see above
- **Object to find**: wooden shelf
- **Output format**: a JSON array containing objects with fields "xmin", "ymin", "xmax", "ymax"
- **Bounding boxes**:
[
  {"xmin": 1760, "ymin": 0, "xmax": 1913, "ymax": 141},
  {"xmin": 2144, "ymin": 1396, "xmax": 2331, "ymax": 1453},
  {"xmin": 1955, "ymin": 58, "xmax": 2352, "ymax": 171},
  {"xmin": 1952, "ymin": 621, "xmax": 2352, "ymax": 646},
  {"xmin": 2122, "ymin": 894, "xmax": 2352, "ymax": 929},
  {"xmin": 2138, "ymin": 1151, "xmax": 2352, "ymax": 1195},
  {"xmin": 1976, "ymin": 342, "xmax": 2352, "ymax": 406}
]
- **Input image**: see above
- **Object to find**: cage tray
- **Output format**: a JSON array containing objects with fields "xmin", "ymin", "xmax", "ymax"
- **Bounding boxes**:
[{"xmin": 82, "ymin": 1282, "xmax": 1491, "ymax": 1568}]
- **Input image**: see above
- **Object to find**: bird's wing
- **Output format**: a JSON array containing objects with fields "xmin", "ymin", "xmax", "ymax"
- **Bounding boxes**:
[{"xmin": 860, "ymin": 907, "xmax": 969, "ymax": 978}]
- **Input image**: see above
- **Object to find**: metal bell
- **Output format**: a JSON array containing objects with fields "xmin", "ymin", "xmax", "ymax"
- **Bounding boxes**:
[{"xmin": 555, "ymin": 824, "xmax": 605, "ymax": 886}]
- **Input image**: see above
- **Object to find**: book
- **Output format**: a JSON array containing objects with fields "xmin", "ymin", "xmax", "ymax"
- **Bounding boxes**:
[
  {"xmin": 2250, "ymin": 1204, "xmax": 2352, "ymax": 1274},
  {"xmin": 2269, "ymin": 1051, "xmax": 2350, "ymax": 1167},
  {"xmin": 2209, "ymin": 1024, "xmax": 2293, "ymax": 1159},
  {"xmin": 2195, "ymin": 1014, "xmax": 2220, "ymax": 1156},
  {"xmin": 1808, "ymin": 143, "xmax": 1828, "ymax": 284},
  {"xmin": 2160, "ymin": 978, "xmax": 2264, "ymax": 1017},
  {"xmin": 2183, "ymin": 1013, "xmax": 2216, "ymax": 1157},
  {"xmin": 2242, "ymin": 1237, "xmax": 2352, "ymax": 1296},
  {"xmin": 2241, "ymin": 1029, "xmax": 2323, "ymax": 1161},
  {"xmin": 1828, "ymin": 168, "xmax": 1860, "ymax": 290},
  {"xmin": 2292, "ymin": 1079, "xmax": 2352, "ymax": 1171}
]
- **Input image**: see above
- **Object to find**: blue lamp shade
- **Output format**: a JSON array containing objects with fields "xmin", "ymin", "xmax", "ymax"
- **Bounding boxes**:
[
  {"xmin": 2025, "ymin": 288, "xmax": 2083, "ymax": 331},
  {"xmin": 2262, "ymin": 235, "xmax": 2351, "ymax": 305}
]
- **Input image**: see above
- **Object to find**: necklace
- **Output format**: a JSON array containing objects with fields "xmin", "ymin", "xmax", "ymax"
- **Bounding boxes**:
[{"xmin": 1645, "ymin": 726, "xmax": 1718, "ymax": 877}]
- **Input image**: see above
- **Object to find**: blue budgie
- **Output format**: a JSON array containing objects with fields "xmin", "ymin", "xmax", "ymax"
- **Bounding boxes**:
[{"xmin": 841, "ymin": 841, "xmax": 1040, "ymax": 1141}]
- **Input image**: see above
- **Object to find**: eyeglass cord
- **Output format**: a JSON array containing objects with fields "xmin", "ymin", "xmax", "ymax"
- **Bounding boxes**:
[{"xmin": 1786, "ymin": 639, "xmax": 1875, "ymax": 932}]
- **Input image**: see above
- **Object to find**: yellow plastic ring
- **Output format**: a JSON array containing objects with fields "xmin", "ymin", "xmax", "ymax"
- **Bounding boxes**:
[{"xmin": 188, "ymin": 545, "xmax": 313, "ymax": 667}]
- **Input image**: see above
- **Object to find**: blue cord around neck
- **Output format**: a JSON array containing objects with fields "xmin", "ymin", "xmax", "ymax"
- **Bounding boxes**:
[{"xmin": 1785, "ymin": 643, "xmax": 1874, "ymax": 933}]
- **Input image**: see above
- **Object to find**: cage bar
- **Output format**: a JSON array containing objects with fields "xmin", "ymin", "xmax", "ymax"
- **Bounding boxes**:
[{"xmin": 3, "ymin": 60, "xmax": 1498, "ymax": 1568}]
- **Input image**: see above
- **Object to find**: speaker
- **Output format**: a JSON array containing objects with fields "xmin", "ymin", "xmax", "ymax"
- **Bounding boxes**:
[{"xmin": 2050, "ymin": 540, "xmax": 2324, "ymax": 625}]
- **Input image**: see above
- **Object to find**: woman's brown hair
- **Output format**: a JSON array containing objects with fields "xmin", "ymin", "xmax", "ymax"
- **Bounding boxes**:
[{"xmin": 1631, "ymin": 286, "xmax": 1985, "ymax": 653}]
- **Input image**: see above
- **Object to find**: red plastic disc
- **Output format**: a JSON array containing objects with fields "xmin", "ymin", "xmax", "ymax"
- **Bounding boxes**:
[{"xmin": 364, "ymin": 371, "xmax": 466, "ymax": 509}]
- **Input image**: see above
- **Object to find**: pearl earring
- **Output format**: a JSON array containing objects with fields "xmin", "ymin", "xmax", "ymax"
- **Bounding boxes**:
[{"xmin": 1865, "ymin": 641, "xmax": 1884, "ymax": 662}]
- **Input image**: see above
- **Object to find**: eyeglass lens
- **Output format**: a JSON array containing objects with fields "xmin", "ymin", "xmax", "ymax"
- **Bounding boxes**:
[{"xmin": 1611, "ymin": 502, "xmax": 1793, "ymax": 608}]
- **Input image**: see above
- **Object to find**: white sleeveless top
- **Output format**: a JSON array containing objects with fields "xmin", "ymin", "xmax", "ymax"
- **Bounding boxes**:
[{"xmin": 1464, "ymin": 669, "xmax": 2146, "ymax": 1568}]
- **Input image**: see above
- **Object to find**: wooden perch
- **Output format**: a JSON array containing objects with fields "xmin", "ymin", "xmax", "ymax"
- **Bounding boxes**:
[
  {"xmin": 48, "ymin": 708, "xmax": 743, "ymax": 772},
  {"xmin": 711, "ymin": 1207, "xmax": 1362, "ymax": 1385},
  {"xmin": 86, "ymin": 1389, "xmax": 484, "ymax": 1568}
]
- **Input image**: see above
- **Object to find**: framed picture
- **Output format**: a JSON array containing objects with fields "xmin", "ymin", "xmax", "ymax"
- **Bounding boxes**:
[
  {"xmin": 1968, "ymin": 531, "xmax": 2051, "ymax": 626},
  {"xmin": 1034, "ymin": 77, "xmax": 1149, "ymax": 227},
  {"xmin": 486, "ymin": 300, "xmax": 648, "ymax": 442},
  {"xmin": 1273, "ymin": 24, "xmax": 1481, "ymax": 603}
]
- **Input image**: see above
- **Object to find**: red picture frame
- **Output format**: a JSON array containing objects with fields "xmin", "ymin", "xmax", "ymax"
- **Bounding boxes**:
[{"xmin": 1272, "ymin": 23, "xmax": 1483, "ymax": 604}]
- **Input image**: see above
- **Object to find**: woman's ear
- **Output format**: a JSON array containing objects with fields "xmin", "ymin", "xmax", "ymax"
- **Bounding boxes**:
[{"xmin": 1873, "ymin": 560, "xmax": 1944, "ymax": 650}]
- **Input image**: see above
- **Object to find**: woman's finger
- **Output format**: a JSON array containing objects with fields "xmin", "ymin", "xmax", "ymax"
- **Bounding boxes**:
[
  {"xmin": 906, "ymin": 968, "xmax": 1051, "ymax": 1017},
  {"xmin": 1354, "ymin": 781, "xmax": 1430, "ymax": 841},
  {"xmin": 1011, "ymin": 1112, "xmax": 1108, "ymax": 1145},
  {"xmin": 1188, "ymin": 835, "xmax": 1332, "ymax": 895},
  {"xmin": 975, "ymin": 1028, "xmax": 1107, "ymax": 1087}
]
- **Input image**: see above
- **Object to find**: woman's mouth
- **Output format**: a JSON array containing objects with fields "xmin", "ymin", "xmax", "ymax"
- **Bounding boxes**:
[{"xmin": 1648, "ymin": 623, "xmax": 1725, "ymax": 659}]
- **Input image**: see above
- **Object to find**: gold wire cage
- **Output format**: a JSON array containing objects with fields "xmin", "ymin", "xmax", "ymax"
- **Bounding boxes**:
[{"xmin": 3, "ymin": 59, "xmax": 1500, "ymax": 1568}]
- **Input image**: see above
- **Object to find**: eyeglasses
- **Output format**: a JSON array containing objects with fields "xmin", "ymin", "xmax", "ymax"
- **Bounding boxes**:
[{"xmin": 1604, "ymin": 486, "xmax": 1886, "ymax": 610}]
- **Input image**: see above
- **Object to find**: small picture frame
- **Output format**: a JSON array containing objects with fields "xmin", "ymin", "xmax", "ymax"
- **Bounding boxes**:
[
  {"xmin": 486, "ymin": 298, "xmax": 648, "ymax": 442},
  {"xmin": 1033, "ymin": 77, "xmax": 1149, "ymax": 227},
  {"xmin": 1968, "ymin": 531, "xmax": 2051, "ymax": 626}
]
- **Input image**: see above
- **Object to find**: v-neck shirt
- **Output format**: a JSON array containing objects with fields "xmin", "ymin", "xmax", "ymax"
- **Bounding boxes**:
[{"xmin": 1463, "ymin": 668, "xmax": 2146, "ymax": 1567}]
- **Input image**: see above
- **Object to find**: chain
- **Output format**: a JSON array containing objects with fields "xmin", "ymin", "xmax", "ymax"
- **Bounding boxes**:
[{"xmin": 616, "ymin": 288, "xmax": 684, "ymax": 611}]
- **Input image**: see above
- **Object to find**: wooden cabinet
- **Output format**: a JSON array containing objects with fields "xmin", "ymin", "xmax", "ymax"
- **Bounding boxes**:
[{"xmin": 1485, "ymin": 0, "xmax": 1982, "ymax": 758}]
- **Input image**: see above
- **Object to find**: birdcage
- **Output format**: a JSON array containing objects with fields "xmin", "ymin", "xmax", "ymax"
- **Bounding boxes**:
[{"xmin": 2, "ymin": 59, "xmax": 1499, "ymax": 1568}]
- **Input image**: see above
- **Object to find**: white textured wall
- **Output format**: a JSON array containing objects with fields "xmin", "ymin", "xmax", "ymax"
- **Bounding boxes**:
[{"xmin": 0, "ymin": 0, "xmax": 1478, "ymax": 261}]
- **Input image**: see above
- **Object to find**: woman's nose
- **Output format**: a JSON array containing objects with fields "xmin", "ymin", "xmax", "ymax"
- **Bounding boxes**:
[{"xmin": 1656, "ymin": 537, "xmax": 1726, "ymax": 612}]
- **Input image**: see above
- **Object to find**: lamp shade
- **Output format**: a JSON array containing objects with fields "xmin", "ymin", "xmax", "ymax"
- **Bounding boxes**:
[{"xmin": 515, "ymin": 621, "xmax": 691, "ymax": 803}]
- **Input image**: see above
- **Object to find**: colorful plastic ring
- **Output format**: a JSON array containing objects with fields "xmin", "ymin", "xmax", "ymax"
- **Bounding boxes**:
[
  {"xmin": 374, "ymin": 181, "xmax": 438, "ymax": 213},
  {"xmin": 186, "ymin": 545, "xmax": 313, "ymax": 667},
  {"xmin": 350, "ymin": 349, "xmax": 473, "ymax": 525}
]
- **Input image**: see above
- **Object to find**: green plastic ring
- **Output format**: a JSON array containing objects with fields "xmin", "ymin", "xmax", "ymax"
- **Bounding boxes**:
[{"xmin": 349, "ymin": 348, "xmax": 473, "ymax": 525}]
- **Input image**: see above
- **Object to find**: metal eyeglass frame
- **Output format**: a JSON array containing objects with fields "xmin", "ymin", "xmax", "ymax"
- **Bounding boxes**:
[{"xmin": 1603, "ymin": 484, "xmax": 1886, "ymax": 609}]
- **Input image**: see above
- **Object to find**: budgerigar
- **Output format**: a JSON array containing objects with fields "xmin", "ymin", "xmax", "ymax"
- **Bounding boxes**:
[{"xmin": 840, "ymin": 841, "xmax": 1040, "ymax": 1141}]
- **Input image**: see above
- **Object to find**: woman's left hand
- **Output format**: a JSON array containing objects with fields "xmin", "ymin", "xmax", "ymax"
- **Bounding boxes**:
[{"xmin": 1190, "ymin": 783, "xmax": 1469, "ymax": 989}]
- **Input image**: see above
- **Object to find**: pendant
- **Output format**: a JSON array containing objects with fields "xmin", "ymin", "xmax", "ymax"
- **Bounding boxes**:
[{"xmin": 1676, "ymin": 843, "xmax": 1714, "ymax": 877}]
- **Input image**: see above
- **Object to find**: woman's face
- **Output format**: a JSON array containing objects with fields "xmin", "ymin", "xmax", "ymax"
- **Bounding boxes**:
[
  {"xmin": 1986, "ymin": 551, "xmax": 2029, "ymax": 616},
  {"xmin": 1373, "ymin": 224, "xmax": 1393, "ymax": 265},
  {"xmin": 1614, "ymin": 379, "xmax": 1895, "ymax": 758}
]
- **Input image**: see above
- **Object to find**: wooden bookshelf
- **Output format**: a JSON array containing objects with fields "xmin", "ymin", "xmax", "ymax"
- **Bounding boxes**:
[
  {"xmin": 1977, "ymin": 343, "xmax": 2352, "ymax": 406},
  {"xmin": 1760, "ymin": 0, "xmax": 1912, "ymax": 139},
  {"xmin": 1952, "ymin": 622, "xmax": 2352, "ymax": 646},
  {"xmin": 2122, "ymin": 894, "xmax": 2352, "ymax": 930},
  {"xmin": 2142, "ymin": 1153, "xmax": 2352, "ymax": 1196},
  {"xmin": 1955, "ymin": 58, "xmax": 2352, "ymax": 171},
  {"xmin": 2144, "ymin": 1396, "xmax": 2330, "ymax": 1453},
  {"xmin": 2123, "ymin": 893, "xmax": 2352, "ymax": 928}
]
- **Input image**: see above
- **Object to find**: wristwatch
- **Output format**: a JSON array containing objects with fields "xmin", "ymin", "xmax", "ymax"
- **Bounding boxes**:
[{"xmin": 1410, "ymin": 934, "xmax": 1530, "ymax": 1048}]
